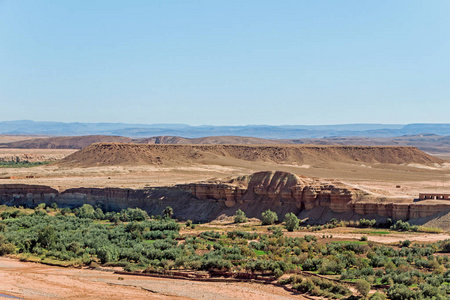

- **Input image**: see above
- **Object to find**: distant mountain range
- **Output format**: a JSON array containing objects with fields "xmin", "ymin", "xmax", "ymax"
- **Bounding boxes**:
[{"xmin": 1, "ymin": 120, "xmax": 450, "ymax": 138}]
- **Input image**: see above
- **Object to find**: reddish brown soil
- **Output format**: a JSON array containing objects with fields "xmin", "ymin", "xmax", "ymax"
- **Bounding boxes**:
[{"xmin": 0, "ymin": 257, "xmax": 305, "ymax": 300}]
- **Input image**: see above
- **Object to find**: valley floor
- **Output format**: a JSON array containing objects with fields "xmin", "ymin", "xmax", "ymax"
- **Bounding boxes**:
[{"xmin": 0, "ymin": 257, "xmax": 306, "ymax": 300}]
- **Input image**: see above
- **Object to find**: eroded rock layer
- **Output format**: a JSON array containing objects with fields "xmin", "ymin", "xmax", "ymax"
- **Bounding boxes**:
[{"xmin": 1, "ymin": 171, "xmax": 449, "ymax": 223}]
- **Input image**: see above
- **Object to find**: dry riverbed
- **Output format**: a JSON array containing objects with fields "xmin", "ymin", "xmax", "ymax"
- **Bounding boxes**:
[{"xmin": 0, "ymin": 257, "xmax": 306, "ymax": 300}]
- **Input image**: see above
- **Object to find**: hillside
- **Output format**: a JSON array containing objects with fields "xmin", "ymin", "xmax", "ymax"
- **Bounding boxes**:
[
  {"xmin": 282, "ymin": 134, "xmax": 450, "ymax": 154},
  {"xmin": 142, "ymin": 135, "xmax": 450, "ymax": 155},
  {"xmin": 57, "ymin": 143, "xmax": 443, "ymax": 167},
  {"xmin": 0, "ymin": 135, "xmax": 132, "ymax": 149},
  {"xmin": 3, "ymin": 134, "xmax": 449, "ymax": 158}
]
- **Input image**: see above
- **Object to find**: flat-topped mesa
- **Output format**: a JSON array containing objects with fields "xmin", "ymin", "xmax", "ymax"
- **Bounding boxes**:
[{"xmin": 57, "ymin": 143, "xmax": 443, "ymax": 167}]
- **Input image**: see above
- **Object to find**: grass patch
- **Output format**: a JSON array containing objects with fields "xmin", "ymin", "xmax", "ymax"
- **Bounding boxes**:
[
  {"xmin": 331, "ymin": 240, "xmax": 368, "ymax": 245},
  {"xmin": 190, "ymin": 226, "xmax": 223, "ymax": 232},
  {"xmin": 41, "ymin": 258, "xmax": 75, "ymax": 267},
  {"xmin": 0, "ymin": 161, "xmax": 52, "ymax": 168},
  {"xmin": 417, "ymin": 226, "xmax": 443, "ymax": 233},
  {"xmin": 92, "ymin": 220, "xmax": 110, "ymax": 225},
  {"xmin": 254, "ymin": 250, "xmax": 267, "ymax": 256},
  {"xmin": 352, "ymin": 230, "xmax": 391, "ymax": 235}
]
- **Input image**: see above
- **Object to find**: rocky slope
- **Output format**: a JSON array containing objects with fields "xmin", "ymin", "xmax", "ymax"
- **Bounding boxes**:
[
  {"xmin": 1, "ymin": 171, "xmax": 449, "ymax": 225},
  {"xmin": 57, "ymin": 143, "xmax": 443, "ymax": 167}
]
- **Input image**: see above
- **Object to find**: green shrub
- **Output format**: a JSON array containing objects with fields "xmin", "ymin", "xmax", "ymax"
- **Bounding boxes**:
[
  {"xmin": 0, "ymin": 243, "xmax": 15, "ymax": 255},
  {"xmin": 261, "ymin": 209, "xmax": 278, "ymax": 225},
  {"xmin": 355, "ymin": 279, "xmax": 370, "ymax": 297},
  {"xmin": 273, "ymin": 268, "xmax": 283, "ymax": 278},
  {"xmin": 162, "ymin": 206, "xmax": 173, "ymax": 219},
  {"xmin": 386, "ymin": 284, "xmax": 416, "ymax": 300},
  {"xmin": 268, "ymin": 226, "xmax": 283, "ymax": 237},
  {"xmin": 60, "ymin": 207, "xmax": 72, "ymax": 215},
  {"xmin": 369, "ymin": 292, "xmax": 386, "ymax": 300},
  {"xmin": 401, "ymin": 240, "xmax": 411, "ymax": 248},
  {"xmin": 97, "ymin": 246, "xmax": 118, "ymax": 264},
  {"xmin": 390, "ymin": 220, "xmax": 411, "ymax": 231},
  {"xmin": 359, "ymin": 218, "xmax": 377, "ymax": 227},
  {"xmin": 284, "ymin": 213, "xmax": 299, "ymax": 232},
  {"xmin": 234, "ymin": 209, "xmax": 247, "ymax": 223}
]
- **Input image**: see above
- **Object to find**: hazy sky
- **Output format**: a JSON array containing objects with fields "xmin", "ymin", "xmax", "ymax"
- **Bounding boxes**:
[{"xmin": 0, "ymin": 1, "xmax": 449, "ymax": 125}]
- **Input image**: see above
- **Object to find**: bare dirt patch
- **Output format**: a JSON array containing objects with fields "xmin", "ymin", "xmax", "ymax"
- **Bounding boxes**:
[
  {"xmin": 284, "ymin": 227, "xmax": 450, "ymax": 244},
  {"xmin": 0, "ymin": 257, "xmax": 305, "ymax": 300}
]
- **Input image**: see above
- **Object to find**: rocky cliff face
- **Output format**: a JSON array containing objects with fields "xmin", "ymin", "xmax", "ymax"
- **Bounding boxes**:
[
  {"xmin": 171, "ymin": 171, "xmax": 450, "ymax": 221},
  {"xmin": 1, "ymin": 171, "xmax": 449, "ymax": 223}
]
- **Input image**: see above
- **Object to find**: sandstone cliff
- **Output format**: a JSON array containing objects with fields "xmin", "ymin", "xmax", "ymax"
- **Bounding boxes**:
[{"xmin": 1, "ymin": 171, "xmax": 449, "ymax": 224}]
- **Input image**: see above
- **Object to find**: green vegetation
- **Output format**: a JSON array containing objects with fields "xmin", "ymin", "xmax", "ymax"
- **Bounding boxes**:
[
  {"xmin": 234, "ymin": 209, "xmax": 247, "ymax": 223},
  {"xmin": 355, "ymin": 279, "xmax": 371, "ymax": 297},
  {"xmin": 284, "ymin": 212, "xmax": 299, "ymax": 231},
  {"xmin": 261, "ymin": 209, "xmax": 278, "ymax": 225},
  {"xmin": 281, "ymin": 275, "xmax": 351, "ymax": 298},
  {"xmin": 1, "ymin": 205, "xmax": 450, "ymax": 299},
  {"xmin": 162, "ymin": 206, "xmax": 173, "ymax": 219},
  {"xmin": 0, "ymin": 161, "xmax": 51, "ymax": 168}
]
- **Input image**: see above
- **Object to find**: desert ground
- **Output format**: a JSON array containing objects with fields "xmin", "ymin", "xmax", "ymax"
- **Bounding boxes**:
[
  {"xmin": 0, "ymin": 147, "xmax": 449, "ymax": 198},
  {"xmin": 1, "ymin": 224, "xmax": 450, "ymax": 299},
  {"xmin": 0, "ymin": 257, "xmax": 306, "ymax": 300}
]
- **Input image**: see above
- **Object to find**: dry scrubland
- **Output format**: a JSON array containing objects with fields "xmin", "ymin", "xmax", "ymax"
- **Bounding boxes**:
[{"xmin": 0, "ymin": 143, "xmax": 450, "ymax": 299}]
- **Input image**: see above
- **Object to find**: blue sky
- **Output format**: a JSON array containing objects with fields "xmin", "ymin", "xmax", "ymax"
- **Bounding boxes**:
[{"xmin": 0, "ymin": 0, "xmax": 449, "ymax": 125}]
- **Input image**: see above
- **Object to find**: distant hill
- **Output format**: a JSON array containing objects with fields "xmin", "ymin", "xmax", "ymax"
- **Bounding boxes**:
[
  {"xmin": 2, "ymin": 134, "xmax": 450, "ymax": 157},
  {"xmin": 2, "ymin": 120, "xmax": 450, "ymax": 138},
  {"xmin": 57, "ymin": 143, "xmax": 443, "ymax": 168},
  {"xmin": 0, "ymin": 135, "xmax": 132, "ymax": 149},
  {"xmin": 136, "ymin": 136, "xmax": 279, "ymax": 145},
  {"xmin": 280, "ymin": 134, "xmax": 450, "ymax": 154}
]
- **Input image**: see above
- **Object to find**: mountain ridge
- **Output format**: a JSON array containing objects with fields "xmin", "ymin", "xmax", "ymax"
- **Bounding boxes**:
[{"xmin": 2, "ymin": 120, "xmax": 450, "ymax": 138}]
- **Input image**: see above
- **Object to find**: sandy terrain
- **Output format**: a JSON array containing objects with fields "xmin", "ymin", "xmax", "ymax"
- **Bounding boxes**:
[
  {"xmin": 0, "ymin": 147, "xmax": 449, "ymax": 199},
  {"xmin": 0, "ymin": 149, "xmax": 76, "ymax": 164},
  {"xmin": 0, "ymin": 149, "xmax": 76, "ymax": 156},
  {"xmin": 284, "ymin": 228, "xmax": 450, "ymax": 244},
  {"xmin": 0, "ymin": 258, "xmax": 305, "ymax": 300},
  {"xmin": 0, "ymin": 136, "xmax": 48, "ymax": 144}
]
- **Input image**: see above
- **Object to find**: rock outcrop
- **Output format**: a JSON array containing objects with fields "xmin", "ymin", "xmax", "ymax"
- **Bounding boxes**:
[{"xmin": 1, "ymin": 171, "xmax": 450, "ymax": 224}]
